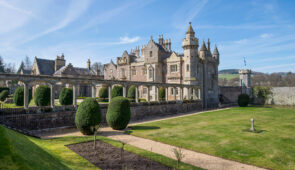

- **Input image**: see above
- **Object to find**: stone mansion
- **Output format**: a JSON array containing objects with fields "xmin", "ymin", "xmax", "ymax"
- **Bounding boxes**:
[{"xmin": 104, "ymin": 22, "xmax": 220, "ymax": 107}]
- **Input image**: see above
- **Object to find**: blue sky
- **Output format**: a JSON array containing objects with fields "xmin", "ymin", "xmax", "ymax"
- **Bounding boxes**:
[{"xmin": 0, "ymin": 0, "xmax": 295, "ymax": 73}]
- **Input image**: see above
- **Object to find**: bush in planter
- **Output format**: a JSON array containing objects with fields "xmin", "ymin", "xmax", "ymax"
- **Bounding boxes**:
[
  {"xmin": 34, "ymin": 85, "xmax": 50, "ymax": 106},
  {"xmin": 75, "ymin": 98, "xmax": 101, "ymax": 135},
  {"xmin": 238, "ymin": 94, "xmax": 250, "ymax": 107},
  {"xmin": 127, "ymin": 85, "xmax": 136, "ymax": 99},
  {"xmin": 59, "ymin": 88, "xmax": 73, "ymax": 105},
  {"xmin": 0, "ymin": 90, "xmax": 9, "ymax": 101},
  {"xmin": 158, "ymin": 87, "xmax": 165, "ymax": 101},
  {"xmin": 111, "ymin": 85, "xmax": 123, "ymax": 98},
  {"xmin": 13, "ymin": 87, "xmax": 32, "ymax": 106},
  {"xmin": 98, "ymin": 87, "xmax": 108, "ymax": 99},
  {"xmin": 106, "ymin": 96, "xmax": 131, "ymax": 130}
]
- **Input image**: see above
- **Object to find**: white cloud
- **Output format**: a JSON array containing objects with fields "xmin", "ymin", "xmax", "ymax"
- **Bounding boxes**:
[
  {"xmin": 118, "ymin": 36, "xmax": 140, "ymax": 44},
  {"xmin": 20, "ymin": 0, "xmax": 92, "ymax": 44},
  {"xmin": 260, "ymin": 33, "xmax": 273, "ymax": 38}
]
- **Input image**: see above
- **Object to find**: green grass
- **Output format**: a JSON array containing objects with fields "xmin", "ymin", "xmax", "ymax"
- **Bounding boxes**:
[
  {"xmin": 218, "ymin": 73, "xmax": 239, "ymax": 80},
  {"xmin": 0, "ymin": 125, "xmax": 200, "ymax": 170},
  {"xmin": 127, "ymin": 106, "xmax": 295, "ymax": 170}
]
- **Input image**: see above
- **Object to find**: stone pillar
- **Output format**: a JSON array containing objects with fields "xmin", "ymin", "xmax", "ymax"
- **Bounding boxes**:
[
  {"xmin": 135, "ymin": 85, "xmax": 139, "ymax": 103},
  {"xmin": 123, "ymin": 85, "xmax": 127, "ymax": 97},
  {"xmin": 50, "ymin": 83, "xmax": 55, "ymax": 108},
  {"xmin": 180, "ymin": 87, "xmax": 183, "ymax": 100},
  {"xmin": 198, "ymin": 88, "xmax": 201, "ymax": 100},
  {"xmin": 108, "ymin": 85, "xmax": 112, "ymax": 103},
  {"xmin": 147, "ymin": 86, "xmax": 150, "ymax": 102},
  {"xmin": 24, "ymin": 82, "xmax": 29, "ymax": 109},
  {"xmin": 173, "ymin": 87, "xmax": 177, "ymax": 101},
  {"xmin": 187, "ymin": 87, "xmax": 191, "ymax": 100},
  {"xmin": 165, "ymin": 87, "xmax": 168, "ymax": 101},
  {"xmin": 193, "ymin": 88, "xmax": 196, "ymax": 100},
  {"xmin": 155, "ymin": 86, "xmax": 159, "ymax": 101},
  {"xmin": 92, "ymin": 85, "xmax": 96, "ymax": 98},
  {"xmin": 73, "ymin": 84, "xmax": 77, "ymax": 107}
]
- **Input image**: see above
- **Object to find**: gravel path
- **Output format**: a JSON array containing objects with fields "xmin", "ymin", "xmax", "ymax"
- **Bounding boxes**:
[{"xmin": 41, "ymin": 109, "xmax": 266, "ymax": 170}]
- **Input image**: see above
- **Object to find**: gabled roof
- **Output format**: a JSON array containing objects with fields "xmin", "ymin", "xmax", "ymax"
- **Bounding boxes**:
[{"xmin": 35, "ymin": 57, "xmax": 55, "ymax": 75}]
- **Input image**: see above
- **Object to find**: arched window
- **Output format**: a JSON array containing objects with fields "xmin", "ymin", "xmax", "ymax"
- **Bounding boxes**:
[
  {"xmin": 148, "ymin": 67, "xmax": 154, "ymax": 79},
  {"xmin": 186, "ymin": 64, "xmax": 189, "ymax": 72}
]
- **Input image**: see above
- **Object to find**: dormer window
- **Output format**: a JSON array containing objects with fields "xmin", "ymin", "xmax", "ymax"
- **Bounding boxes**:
[{"xmin": 150, "ymin": 51, "xmax": 152, "ymax": 57}]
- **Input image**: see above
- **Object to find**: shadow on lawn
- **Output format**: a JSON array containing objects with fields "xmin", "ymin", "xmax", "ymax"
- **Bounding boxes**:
[{"xmin": 125, "ymin": 126, "xmax": 160, "ymax": 135}]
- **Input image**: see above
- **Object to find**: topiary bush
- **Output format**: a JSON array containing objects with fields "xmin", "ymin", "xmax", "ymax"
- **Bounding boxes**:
[
  {"xmin": 75, "ymin": 98, "xmax": 101, "ymax": 135},
  {"xmin": 0, "ymin": 90, "xmax": 9, "ymax": 101},
  {"xmin": 59, "ymin": 88, "xmax": 73, "ymax": 105},
  {"xmin": 34, "ymin": 85, "xmax": 51, "ymax": 106},
  {"xmin": 158, "ymin": 87, "xmax": 165, "ymax": 101},
  {"xmin": 106, "ymin": 96, "xmax": 131, "ymax": 130},
  {"xmin": 238, "ymin": 94, "xmax": 250, "ymax": 107},
  {"xmin": 98, "ymin": 87, "xmax": 108, "ymax": 99},
  {"xmin": 13, "ymin": 87, "xmax": 32, "ymax": 106},
  {"xmin": 127, "ymin": 85, "xmax": 136, "ymax": 99},
  {"xmin": 111, "ymin": 85, "xmax": 123, "ymax": 98},
  {"xmin": 0, "ymin": 87, "xmax": 9, "ymax": 94}
]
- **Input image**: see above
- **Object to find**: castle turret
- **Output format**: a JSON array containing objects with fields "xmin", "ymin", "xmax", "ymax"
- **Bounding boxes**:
[
  {"xmin": 213, "ymin": 45, "xmax": 219, "ymax": 64},
  {"xmin": 199, "ymin": 40, "xmax": 207, "ymax": 60},
  {"xmin": 87, "ymin": 59, "xmax": 91, "ymax": 69},
  {"xmin": 182, "ymin": 22, "xmax": 199, "ymax": 85}
]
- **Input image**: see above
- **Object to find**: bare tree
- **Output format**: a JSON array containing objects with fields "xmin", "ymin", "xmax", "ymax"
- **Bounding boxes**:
[{"xmin": 24, "ymin": 56, "xmax": 32, "ymax": 70}]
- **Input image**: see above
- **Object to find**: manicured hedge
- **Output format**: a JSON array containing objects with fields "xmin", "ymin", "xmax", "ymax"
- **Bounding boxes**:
[
  {"xmin": 98, "ymin": 87, "xmax": 108, "ymax": 99},
  {"xmin": 158, "ymin": 87, "xmax": 165, "ymax": 101},
  {"xmin": 75, "ymin": 98, "xmax": 101, "ymax": 135},
  {"xmin": 127, "ymin": 85, "xmax": 136, "ymax": 99},
  {"xmin": 111, "ymin": 85, "xmax": 123, "ymax": 98},
  {"xmin": 0, "ymin": 90, "xmax": 9, "ymax": 101},
  {"xmin": 238, "ymin": 94, "xmax": 250, "ymax": 107},
  {"xmin": 34, "ymin": 85, "xmax": 50, "ymax": 106},
  {"xmin": 106, "ymin": 96, "xmax": 131, "ymax": 130},
  {"xmin": 59, "ymin": 88, "xmax": 73, "ymax": 105},
  {"xmin": 13, "ymin": 87, "xmax": 32, "ymax": 106}
]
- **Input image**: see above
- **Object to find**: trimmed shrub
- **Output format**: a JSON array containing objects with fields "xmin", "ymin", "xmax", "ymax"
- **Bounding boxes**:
[
  {"xmin": 158, "ymin": 87, "xmax": 165, "ymax": 101},
  {"xmin": 59, "ymin": 88, "xmax": 73, "ymax": 105},
  {"xmin": 98, "ymin": 87, "xmax": 108, "ymax": 99},
  {"xmin": 127, "ymin": 85, "xmax": 136, "ymax": 99},
  {"xmin": 111, "ymin": 85, "xmax": 123, "ymax": 98},
  {"xmin": 75, "ymin": 98, "xmax": 101, "ymax": 135},
  {"xmin": 0, "ymin": 90, "xmax": 9, "ymax": 101},
  {"xmin": 139, "ymin": 98, "xmax": 147, "ymax": 102},
  {"xmin": 0, "ymin": 87, "xmax": 9, "ymax": 94},
  {"xmin": 34, "ymin": 85, "xmax": 50, "ymax": 106},
  {"xmin": 13, "ymin": 87, "xmax": 32, "ymax": 106},
  {"xmin": 238, "ymin": 94, "xmax": 250, "ymax": 107},
  {"xmin": 106, "ymin": 96, "xmax": 131, "ymax": 130}
]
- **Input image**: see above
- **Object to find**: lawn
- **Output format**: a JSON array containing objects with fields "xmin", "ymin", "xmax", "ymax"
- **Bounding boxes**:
[
  {"xmin": 0, "ymin": 125, "xmax": 200, "ymax": 170},
  {"xmin": 127, "ymin": 106, "xmax": 295, "ymax": 170}
]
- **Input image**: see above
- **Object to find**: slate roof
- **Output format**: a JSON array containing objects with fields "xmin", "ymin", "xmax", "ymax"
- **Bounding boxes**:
[
  {"xmin": 200, "ymin": 41, "xmax": 207, "ymax": 51},
  {"xmin": 74, "ymin": 67, "xmax": 97, "ymax": 76},
  {"xmin": 22, "ymin": 69, "xmax": 32, "ymax": 74},
  {"xmin": 35, "ymin": 58, "xmax": 55, "ymax": 75}
]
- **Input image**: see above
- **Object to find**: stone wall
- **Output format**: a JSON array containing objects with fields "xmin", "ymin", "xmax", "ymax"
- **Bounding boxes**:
[
  {"xmin": 219, "ymin": 86, "xmax": 242, "ymax": 104},
  {"xmin": 266, "ymin": 87, "xmax": 295, "ymax": 105},
  {"xmin": 1, "ymin": 101, "xmax": 202, "ymax": 131}
]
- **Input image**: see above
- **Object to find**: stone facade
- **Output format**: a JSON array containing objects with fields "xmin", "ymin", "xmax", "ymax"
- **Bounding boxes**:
[
  {"xmin": 20, "ymin": 54, "xmax": 103, "ymax": 97},
  {"xmin": 104, "ymin": 22, "xmax": 220, "ymax": 107}
]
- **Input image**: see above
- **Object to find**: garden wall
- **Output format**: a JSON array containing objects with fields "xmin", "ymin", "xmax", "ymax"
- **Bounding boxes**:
[
  {"xmin": 219, "ymin": 86, "xmax": 242, "ymax": 104},
  {"xmin": 266, "ymin": 87, "xmax": 295, "ymax": 105},
  {"xmin": 1, "ymin": 101, "xmax": 203, "ymax": 131}
]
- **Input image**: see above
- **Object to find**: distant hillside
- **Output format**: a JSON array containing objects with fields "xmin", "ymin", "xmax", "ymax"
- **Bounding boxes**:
[
  {"xmin": 218, "ymin": 69, "xmax": 239, "ymax": 74},
  {"xmin": 219, "ymin": 69, "xmax": 264, "ymax": 75}
]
